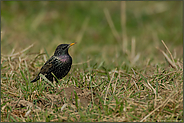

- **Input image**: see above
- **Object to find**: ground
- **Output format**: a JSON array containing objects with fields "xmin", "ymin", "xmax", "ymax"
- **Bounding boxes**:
[{"xmin": 1, "ymin": 1, "xmax": 183, "ymax": 122}]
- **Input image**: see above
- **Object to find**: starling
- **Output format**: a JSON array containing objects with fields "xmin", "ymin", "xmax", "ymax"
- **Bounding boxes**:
[{"xmin": 31, "ymin": 43, "xmax": 76, "ymax": 83}]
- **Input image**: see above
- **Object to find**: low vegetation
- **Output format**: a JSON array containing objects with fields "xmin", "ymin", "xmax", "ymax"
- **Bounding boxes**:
[{"xmin": 1, "ymin": 1, "xmax": 183, "ymax": 122}]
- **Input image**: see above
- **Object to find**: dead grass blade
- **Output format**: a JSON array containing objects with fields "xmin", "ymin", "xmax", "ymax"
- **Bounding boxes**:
[
  {"xmin": 121, "ymin": 1, "xmax": 128, "ymax": 53},
  {"xmin": 113, "ymin": 70, "xmax": 120, "ymax": 94},
  {"xmin": 147, "ymin": 80, "xmax": 157, "ymax": 108},
  {"xmin": 76, "ymin": 17, "xmax": 89, "ymax": 44},
  {"xmin": 131, "ymin": 68, "xmax": 139, "ymax": 91},
  {"xmin": 176, "ymin": 60, "xmax": 183, "ymax": 70},
  {"xmin": 140, "ymin": 89, "xmax": 177, "ymax": 122},
  {"xmin": 131, "ymin": 37, "xmax": 135, "ymax": 61},
  {"xmin": 156, "ymin": 40, "xmax": 178, "ymax": 69},
  {"xmin": 1, "ymin": 31, "xmax": 4, "ymax": 40},
  {"xmin": 161, "ymin": 40, "xmax": 175, "ymax": 65},
  {"xmin": 2, "ymin": 43, "xmax": 35, "ymax": 57},
  {"xmin": 104, "ymin": 68, "xmax": 117, "ymax": 105},
  {"xmin": 156, "ymin": 46, "xmax": 178, "ymax": 69},
  {"xmin": 130, "ymin": 38, "xmax": 140, "ymax": 65},
  {"xmin": 104, "ymin": 8, "xmax": 120, "ymax": 43},
  {"xmin": 61, "ymin": 104, "xmax": 68, "ymax": 112}
]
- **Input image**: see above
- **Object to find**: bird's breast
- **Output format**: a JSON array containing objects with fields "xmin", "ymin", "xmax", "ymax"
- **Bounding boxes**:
[{"xmin": 57, "ymin": 55, "xmax": 71, "ymax": 63}]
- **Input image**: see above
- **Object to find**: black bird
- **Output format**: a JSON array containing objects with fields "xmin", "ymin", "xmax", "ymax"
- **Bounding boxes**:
[{"xmin": 31, "ymin": 43, "xmax": 76, "ymax": 83}]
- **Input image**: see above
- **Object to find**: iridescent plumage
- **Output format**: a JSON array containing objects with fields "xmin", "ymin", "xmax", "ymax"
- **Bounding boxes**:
[{"xmin": 31, "ymin": 43, "xmax": 75, "ymax": 83}]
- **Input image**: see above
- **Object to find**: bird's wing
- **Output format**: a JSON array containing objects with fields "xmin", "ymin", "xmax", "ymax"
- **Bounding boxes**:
[{"xmin": 40, "ymin": 56, "xmax": 64, "ymax": 75}]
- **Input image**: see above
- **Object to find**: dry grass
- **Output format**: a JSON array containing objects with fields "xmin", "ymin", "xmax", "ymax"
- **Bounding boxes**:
[
  {"xmin": 1, "ymin": 41, "xmax": 183, "ymax": 122},
  {"xmin": 1, "ymin": 1, "xmax": 183, "ymax": 122}
]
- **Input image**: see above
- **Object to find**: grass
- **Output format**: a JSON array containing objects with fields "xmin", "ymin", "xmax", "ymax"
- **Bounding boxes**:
[{"xmin": 1, "ymin": 1, "xmax": 183, "ymax": 122}]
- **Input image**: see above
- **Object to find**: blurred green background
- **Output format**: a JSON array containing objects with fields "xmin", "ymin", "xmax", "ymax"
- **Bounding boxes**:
[{"xmin": 1, "ymin": 1, "xmax": 183, "ymax": 69}]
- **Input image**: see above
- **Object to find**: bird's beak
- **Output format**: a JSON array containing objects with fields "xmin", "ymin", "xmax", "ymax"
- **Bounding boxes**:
[{"xmin": 69, "ymin": 42, "xmax": 76, "ymax": 47}]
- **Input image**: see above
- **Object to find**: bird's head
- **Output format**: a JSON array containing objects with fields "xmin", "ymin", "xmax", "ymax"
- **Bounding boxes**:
[{"xmin": 54, "ymin": 43, "xmax": 76, "ymax": 56}]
